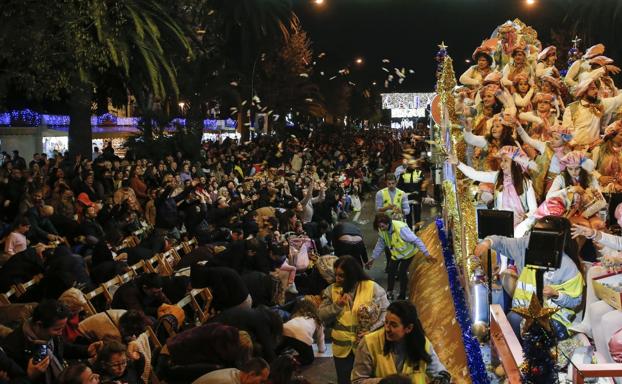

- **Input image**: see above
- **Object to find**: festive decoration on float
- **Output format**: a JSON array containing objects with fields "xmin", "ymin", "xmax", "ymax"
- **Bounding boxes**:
[
  {"xmin": 436, "ymin": 218, "xmax": 490, "ymax": 384},
  {"xmin": 512, "ymin": 295, "xmax": 559, "ymax": 383},
  {"xmin": 563, "ymin": 35, "xmax": 582, "ymax": 77}
]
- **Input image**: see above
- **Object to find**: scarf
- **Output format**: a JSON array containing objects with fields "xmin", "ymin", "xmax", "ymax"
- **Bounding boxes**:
[
  {"xmin": 23, "ymin": 322, "xmax": 64, "ymax": 384},
  {"xmin": 581, "ymin": 100, "xmax": 605, "ymax": 118},
  {"xmin": 501, "ymin": 173, "xmax": 525, "ymax": 227}
]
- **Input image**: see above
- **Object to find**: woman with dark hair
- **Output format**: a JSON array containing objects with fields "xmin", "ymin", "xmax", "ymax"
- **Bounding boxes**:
[
  {"xmin": 319, "ymin": 256, "xmax": 389, "ymax": 384},
  {"xmin": 351, "ymin": 300, "xmax": 450, "ymax": 384},
  {"xmin": 448, "ymin": 145, "xmax": 538, "ymax": 238},
  {"xmin": 544, "ymin": 151, "xmax": 604, "ymax": 240},
  {"xmin": 474, "ymin": 216, "xmax": 583, "ymax": 341},
  {"xmin": 591, "ymin": 121, "xmax": 622, "ymax": 191},
  {"xmin": 463, "ymin": 115, "xmax": 516, "ymax": 172}
]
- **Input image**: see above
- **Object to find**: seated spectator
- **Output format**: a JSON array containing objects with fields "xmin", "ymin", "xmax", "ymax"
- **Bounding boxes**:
[
  {"xmin": 2, "ymin": 216, "xmax": 30, "ymax": 261},
  {"xmin": 277, "ymin": 300, "xmax": 325, "ymax": 366},
  {"xmin": 191, "ymin": 265, "xmax": 252, "ymax": 312},
  {"xmin": 1, "ymin": 300, "xmax": 99, "ymax": 383},
  {"xmin": 27, "ymin": 205, "xmax": 61, "ymax": 244},
  {"xmin": 111, "ymin": 273, "xmax": 171, "ymax": 323},
  {"xmin": 191, "ymin": 357, "xmax": 270, "ymax": 384},
  {"xmin": 209, "ymin": 306, "xmax": 283, "ymax": 363},
  {"xmin": 0, "ymin": 243, "xmax": 47, "ymax": 297},
  {"xmin": 93, "ymin": 340, "xmax": 145, "ymax": 384},
  {"xmin": 159, "ymin": 322, "xmax": 244, "ymax": 383},
  {"xmin": 58, "ymin": 363, "xmax": 100, "ymax": 384}
]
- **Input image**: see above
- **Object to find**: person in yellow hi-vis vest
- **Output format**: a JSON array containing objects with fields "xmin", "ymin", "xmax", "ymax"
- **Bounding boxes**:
[
  {"xmin": 375, "ymin": 174, "xmax": 410, "ymax": 221},
  {"xmin": 474, "ymin": 215, "xmax": 583, "ymax": 341},
  {"xmin": 351, "ymin": 300, "xmax": 450, "ymax": 384},
  {"xmin": 367, "ymin": 214, "xmax": 435, "ymax": 301},
  {"xmin": 319, "ymin": 256, "xmax": 389, "ymax": 384}
]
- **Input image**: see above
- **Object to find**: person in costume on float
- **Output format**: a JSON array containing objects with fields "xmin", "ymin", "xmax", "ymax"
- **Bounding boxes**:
[
  {"xmin": 518, "ymin": 92, "xmax": 559, "ymax": 142},
  {"xmin": 473, "ymin": 215, "xmax": 584, "ymax": 341},
  {"xmin": 565, "ymin": 44, "xmax": 606, "ymax": 90},
  {"xmin": 591, "ymin": 120, "xmax": 622, "ymax": 192},
  {"xmin": 570, "ymin": 211, "xmax": 622, "ymax": 338},
  {"xmin": 563, "ymin": 72, "xmax": 622, "ymax": 150},
  {"xmin": 448, "ymin": 145, "xmax": 538, "ymax": 238},
  {"xmin": 375, "ymin": 174, "xmax": 410, "ymax": 222},
  {"xmin": 351, "ymin": 300, "xmax": 450, "ymax": 384},
  {"xmin": 459, "ymin": 44, "xmax": 495, "ymax": 90},
  {"xmin": 542, "ymin": 151, "xmax": 605, "ymax": 254},
  {"xmin": 367, "ymin": 213, "xmax": 434, "ymax": 301},
  {"xmin": 501, "ymin": 46, "xmax": 535, "ymax": 89},
  {"xmin": 535, "ymin": 46, "xmax": 559, "ymax": 78},
  {"xmin": 319, "ymin": 256, "xmax": 389, "ymax": 384},
  {"xmin": 463, "ymin": 115, "xmax": 516, "ymax": 172},
  {"xmin": 511, "ymin": 73, "xmax": 534, "ymax": 114},
  {"xmin": 468, "ymin": 75, "xmax": 516, "ymax": 136},
  {"xmin": 514, "ymin": 122, "xmax": 572, "ymax": 203},
  {"xmin": 538, "ymin": 74, "xmax": 565, "ymax": 117}
]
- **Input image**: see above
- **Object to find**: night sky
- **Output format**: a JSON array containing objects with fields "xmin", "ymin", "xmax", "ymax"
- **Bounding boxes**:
[{"xmin": 293, "ymin": 0, "xmax": 563, "ymax": 91}]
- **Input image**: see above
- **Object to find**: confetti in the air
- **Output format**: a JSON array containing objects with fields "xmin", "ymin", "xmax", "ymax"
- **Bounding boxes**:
[
  {"xmin": 230, "ymin": 81, "xmax": 238, "ymax": 87},
  {"xmin": 382, "ymin": 59, "xmax": 390, "ymax": 63},
  {"xmin": 320, "ymin": 71, "xmax": 325, "ymax": 76},
  {"xmin": 382, "ymin": 67, "xmax": 389, "ymax": 72},
  {"xmin": 348, "ymin": 81, "xmax": 356, "ymax": 86},
  {"xmin": 318, "ymin": 52, "xmax": 326, "ymax": 58},
  {"xmin": 299, "ymin": 73, "xmax": 309, "ymax": 78},
  {"xmin": 305, "ymin": 98, "xmax": 313, "ymax": 102},
  {"xmin": 241, "ymin": 100, "xmax": 247, "ymax": 106},
  {"xmin": 208, "ymin": 9, "xmax": 215, "ymax": 15},
  {"xmin": 329, "ymin": 76, "xmax": 337, "ymax": 80},
  {"xmin": 409, "ymin": 69, "xmax": 415, "ymax": 74}
]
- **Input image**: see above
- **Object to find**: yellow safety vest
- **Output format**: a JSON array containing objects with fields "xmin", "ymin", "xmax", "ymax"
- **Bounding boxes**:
[
  {"xmin": 379, "ymin": 221, "xmax": 418, "ymax": 261},
  {"xmin": 381, "ymin": 188, "xmax": 405, "ymax": 218},
  {"xmin": 401, "ymin": 170, "xmax": 422, "ymax": 184},
  {"xmin": 512, "ymin": 266, "xmax": 583, "ymax": 328},
  {"xmin": 362, "ymin": 328, "xmax": 430, "ymax": 384},
  {"xmin": 331, "ymin": 280, "xmax": 375, "ymax": 358}
]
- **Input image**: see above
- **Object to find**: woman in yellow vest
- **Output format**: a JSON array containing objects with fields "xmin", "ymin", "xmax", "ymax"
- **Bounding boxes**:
[
  {"xmin": 319, "ymin": 256, "xmax": 389, "ymax": 384},
  {"xmin": 351, "ymin": 300, "xmax": 450, "ymax": 384},
  {"xmin": 474, "ymin": 215, "xmax": 583, "ymax": 341},
  {"xmin": 367, "ymin": 213, "xmax": 434, "ymax": 301}
]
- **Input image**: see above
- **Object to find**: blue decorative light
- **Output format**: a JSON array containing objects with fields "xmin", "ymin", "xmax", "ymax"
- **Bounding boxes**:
[
  {"xmin": 0, "ymin": 113, "xmax": 10, "ymax": 126},
  {"xmin": 10, "ymin": 109, "xmax": 41, "ymax": 126},
  {"xmin": 117, "ymin": 117, "xmax": 139, "ymax": 126},
  {"xmin": 41, "ymin": 114, "xmax": 70, "ymax": 126},
  {"xmin": 225, "ymin": 118, "xmax": 237, "ymax": 128},
  {"xmin": 435, "ymin": 218, "xmax": 490, "ymax": 384},
  {"xmin": 96, "ymin": 113, "xmax": 118, "ymax": 125},
  {"xmin": 171, "ymin": 118, "xmax": 186, "ymax": 126},
  {"xmin": 203, "ymin": 119, "xmax": 218, "ymax": 129}
]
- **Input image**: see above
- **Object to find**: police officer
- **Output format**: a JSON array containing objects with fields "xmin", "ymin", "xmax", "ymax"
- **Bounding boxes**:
[{"xmin": 397, "ymin": 159, "xmax": 424, "ymax": 229}]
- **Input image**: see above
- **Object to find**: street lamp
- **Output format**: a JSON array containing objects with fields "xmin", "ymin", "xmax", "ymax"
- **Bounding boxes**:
[
  {"xmin": 526, "ymin": 0, "xmax": 535, "ymax": 5},
  {"xmin": 178, "ymin": 102, "xmax": 186, "ymax": 115},
  {"xmin": 355, "ymin": 57, "xmax": 364, "ymax": 65}
]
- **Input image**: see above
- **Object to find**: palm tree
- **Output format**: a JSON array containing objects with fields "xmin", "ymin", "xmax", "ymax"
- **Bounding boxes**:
[{"xmin": 0, "ymin": 0, "xmax": 193, "ymax": 157}]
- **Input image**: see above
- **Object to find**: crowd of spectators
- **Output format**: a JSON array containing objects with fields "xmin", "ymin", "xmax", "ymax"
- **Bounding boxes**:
[{"xmin": 0, "ymin": 127, "xmax": 429, "ymax": 384}]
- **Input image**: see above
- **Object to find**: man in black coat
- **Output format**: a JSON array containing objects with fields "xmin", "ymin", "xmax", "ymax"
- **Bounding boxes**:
[
  {"xmin": 191, "ymin": 265, "xmax": 251, "ymax": 311},
  {"xmin": 208, "ymin": 306, "xmax": 282, "ymax": 363},
  {"xmin": 330, "ymin": 214, "xmax": 368, "ymax": 266}
]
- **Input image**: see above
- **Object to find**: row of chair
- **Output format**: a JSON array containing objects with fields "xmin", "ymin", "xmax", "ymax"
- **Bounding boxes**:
[{"xmin": 0, "ymin": 238, "xmax": 198, "ymax": 309}]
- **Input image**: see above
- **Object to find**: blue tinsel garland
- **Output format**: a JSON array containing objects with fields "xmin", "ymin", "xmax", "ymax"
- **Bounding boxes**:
[{"xmin": 435, "ymin": 217, "xmax": 490, "ymax": 384}]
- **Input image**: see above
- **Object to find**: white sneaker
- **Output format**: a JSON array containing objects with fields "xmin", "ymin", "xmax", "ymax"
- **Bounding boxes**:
[{"xmin": 287, "ymin": 283, "xmax": 299, "ymax": 295}]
